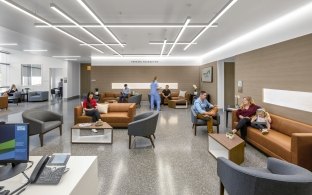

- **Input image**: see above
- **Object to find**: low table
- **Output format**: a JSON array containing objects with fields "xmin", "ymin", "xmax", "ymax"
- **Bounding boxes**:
[
  {"xmin": 71, "ymin": 122, "xmax": 113, "ymax": 144},
  {"xmin": 208, "ymin": 133, "xmax": 244, "ymax": 164},
  {"xmin": 168, "ymin": 99, "xmax": 188, "ymax": 109}
]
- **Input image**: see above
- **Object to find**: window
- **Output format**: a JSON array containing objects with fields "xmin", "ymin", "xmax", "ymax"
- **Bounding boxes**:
[
  {"xmin": 21, "ymin": 64, "xmax": 42, "ymax": 86},
  {"xmin": 112, "ymin": 83, "xmax": 178, "ymax": 89}
]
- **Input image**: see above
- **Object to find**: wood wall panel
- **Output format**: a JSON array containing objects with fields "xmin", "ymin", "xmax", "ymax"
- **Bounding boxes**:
[
  {"xmin": 235, "ymin": 33, "xmax": 312, "ymax": 125},
  {"xmin": 90, "ymin": 66, "xmax": 200, "ymax": 100},
  {"xmin": 200, "ymin": 62, "xmax": 218, "ymax": 104}
]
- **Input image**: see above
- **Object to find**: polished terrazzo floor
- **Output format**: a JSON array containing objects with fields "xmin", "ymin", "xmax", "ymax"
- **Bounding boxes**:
[{"xmin": 0, "ymin": 99, "xmax": 268, "ymax": 195}]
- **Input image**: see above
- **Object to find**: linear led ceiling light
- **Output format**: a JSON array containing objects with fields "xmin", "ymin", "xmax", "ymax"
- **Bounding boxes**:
[
  {"xmin": 80, "ymin": 43, "xmax": 127, "ymax": 46},
  {"xmin": 167, "ymin": 17, "xmax": 191, "ymax": 56},
  {"xmin": 64, "ymin": 59, "xmax": 78, "ymax": 61},
  {"xmin": 53, "ymin": 56, "xmax": 81, "ymax": 58},
  {"xmin": 50, "ymin": 3, "xmax": 121, "ymax": 56},
  {"xmin": 0, "ymin": 0, "xmax": 104, "ymax": 54},
  {"xmin": 184, "ymin": 0, "xmax": 238, "ymax": 51},
  {"xmin": 160, "ymin": 40, "xmax": 167, "ymax": 57},
  {"xmin": 77, "ymin": 0, "xmax": 124, "ymax": 48},
  {"xmin": 149, "ymin": 42, "xmax": 197, "ymax": 45},
  {"xmin": 34, "ymin": 23, "xmax": 218, "ymax": 28},
  {"xmin": 0, "ymin": 43, "xmax": 18, "ymax": 46},
  {"xmin": 23, "ymin": 49, "xmax": 48, "ymax": 52}
]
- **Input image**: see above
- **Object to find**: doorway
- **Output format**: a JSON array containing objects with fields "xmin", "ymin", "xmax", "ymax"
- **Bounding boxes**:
[{"xmin": 49, "ymin": 68, "xmax": 64, "ymax": 101}]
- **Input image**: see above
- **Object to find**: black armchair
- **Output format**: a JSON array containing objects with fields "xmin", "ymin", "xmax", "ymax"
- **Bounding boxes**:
[{"xmin": 128, "ymin": 112, "xmax": 159, "ymax": 149}]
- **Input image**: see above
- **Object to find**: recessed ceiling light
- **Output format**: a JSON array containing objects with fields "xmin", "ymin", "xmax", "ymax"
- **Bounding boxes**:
[
  {"xmin": 184, "ymin": 0, "xmax": 238, "ymax": 51},
  {"xmin": 53, "ymin": 56, "xmax": 81, "ymax": 58},
  {"xmin": 0, "ymin": 43, "xmax": 18, "ymax": 46},
  {"xmin": 167, "ymin": 17, "xmax": 191, "ymax": 56},
  {"xmin": 0, "ymin": 0, "xmax": 104, "ymax": 54},
  {"xmin": 160, "ymin": 40, "xmax": 167, "ymax": 57},
  {"xmin": 50, "ymin": 3, "xmax": 121, "ymax": 56},
  {"xmin": 77, "ymin": 0, "xmax": 124, "ymax": 48},
  {"xmin": 24, "ymin": 49, "xmax": 48, "ymax": 52}
]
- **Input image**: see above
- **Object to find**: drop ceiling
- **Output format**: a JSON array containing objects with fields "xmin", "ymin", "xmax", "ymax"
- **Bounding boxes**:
[{"xmin": 0, "ymin": 0, "xmax": 311, "ymax": 63}]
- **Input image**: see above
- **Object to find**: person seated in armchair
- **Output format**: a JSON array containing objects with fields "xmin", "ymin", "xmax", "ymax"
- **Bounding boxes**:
[
  {"xmin": 193, "ymin": 91, "xmax": 218, "ymax": 133},
  {"xmin": 161, "ymin": 85, "xmax": 172, "ymax": 105},
  {"xmin": 2, "ymin": 84, "xmax": 18, "ymax": 96},
  {"xmin": 119, "ymin": 84, "xmax": 131, "ymax": 102}
]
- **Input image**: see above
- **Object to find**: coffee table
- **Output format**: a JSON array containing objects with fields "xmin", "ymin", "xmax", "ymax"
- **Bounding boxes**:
[
  {"xmin": 71, "ymin": 122, "xmax": 113, "ymax": 144},
  {"xmin": 168, "ymin": 99, "xmax": 188, "ymax": 109},
  {"xmin": 208, "ymin": 133, "xmax": 244, "ymax": 164}
]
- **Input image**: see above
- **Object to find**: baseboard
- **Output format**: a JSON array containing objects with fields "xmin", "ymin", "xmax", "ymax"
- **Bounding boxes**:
[{"xmin": 63, "ymin": 95, "xmax": 80, "ymax": 101}]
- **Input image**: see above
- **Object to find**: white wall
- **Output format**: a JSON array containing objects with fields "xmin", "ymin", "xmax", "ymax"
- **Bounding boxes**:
[
  {"xmin": 50, "ymin": 68, "xmax": 64, "ymax": 89},
  {"xmin": 0, "ymin": 47, "xmax": 80, "ymax": 99},
  {"xmin": 217, "ymin": 61, "xmax": 224, "ymax": 110}
]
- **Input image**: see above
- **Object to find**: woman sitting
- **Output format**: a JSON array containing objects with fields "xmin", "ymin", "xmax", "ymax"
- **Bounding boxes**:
[
  {"xmin": 83, "ymin": 92, "xmax": 101, "ymax": 132},
  {"xmin": 2, "ymin": 84, "xmax": 18, "ymax": 96},
  {"xmin": 232, "ymin": 96, "xmax": 260, "ymax": 140}
]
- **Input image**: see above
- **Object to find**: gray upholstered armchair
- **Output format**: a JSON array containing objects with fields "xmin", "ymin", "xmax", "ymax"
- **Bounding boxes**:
[
  {"xmin": 217, "ymin": 157, "xmax": 312, "ymax": 195},
  {"xmin": 22, "ymin": 109, "xmax": 63, "ymax": 147},
  {"xmin": 128, "ymin": 111, "xmax": 159, "ymax": 149},
  {"xmin": 191, "ymin": 106, "xmax": 220, "ymax": 135},
  {"xmin": 128, "ymin": 94, "xmax": 142, "ymax": 108}
]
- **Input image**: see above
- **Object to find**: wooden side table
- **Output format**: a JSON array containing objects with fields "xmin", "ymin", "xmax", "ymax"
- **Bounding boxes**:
[{"xmin": 208, "ymin": 133, "xmax": 244, "ymax": 164}]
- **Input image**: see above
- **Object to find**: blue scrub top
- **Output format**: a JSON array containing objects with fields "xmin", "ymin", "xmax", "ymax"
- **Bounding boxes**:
[{"xmin": 150, "ymin": 81, "xmax": 158, "ymax": 94}]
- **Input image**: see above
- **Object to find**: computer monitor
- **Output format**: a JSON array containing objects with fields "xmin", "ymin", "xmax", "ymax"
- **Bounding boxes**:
[{"xmin": 0, "ymin": 123, "xmax": 29, "ymax": 181}]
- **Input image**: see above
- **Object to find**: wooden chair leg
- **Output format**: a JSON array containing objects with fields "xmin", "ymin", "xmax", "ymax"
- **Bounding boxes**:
[
  {"xmin": 59, "ymin": 125, "xmax": 62, "ymax": 135},
  {"xmin": 39, "ymin": 134, "xmax": 44, "ymax": 147},
  {"xmin": 129, "ymin": 135, "xmax": 132, "ymax": 149},
  {"xmin": 149, "ymin": 136, "xmax": 155, "ymax": 148},
  {"xmin": 152, "ymin": 134, "xmax": 156, "ymax": 139},
  {"xmin": 220, "ymin": 181, "xmax": 224, "ymax": 195}
]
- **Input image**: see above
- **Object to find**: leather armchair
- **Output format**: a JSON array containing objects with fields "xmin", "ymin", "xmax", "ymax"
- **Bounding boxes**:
[
  {"xmin": 0, "ymin": 96, "xmax": 8, "ymax": 110},
  {"xmin": 217, "ymin": 157, "xmax": 312, "ymax": 195},
  {"xmin": 22, "ymin": 109, "xmax": 63, "ymax": 146},
  {"xmin": 128, "ymin": 112, "xmax": 159, "ymax": 149}
]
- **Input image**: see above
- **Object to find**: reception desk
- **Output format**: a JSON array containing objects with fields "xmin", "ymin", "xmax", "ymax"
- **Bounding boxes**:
[{"xmin": 1, "ymin": 156, "xmax": 98, "ymax": 195}]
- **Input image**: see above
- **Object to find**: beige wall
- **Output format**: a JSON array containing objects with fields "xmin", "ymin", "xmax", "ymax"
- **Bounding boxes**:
[
  {"xmin": 235, "ymin": 33, "xmax": 312, "ymax": 125},
  {"xmin": 90, "ymin": 66, "xmax": 200, "ymax": 100},
  {"xmin": 80, "ymin": 64, "xmax": 91, "ymax": 96},
  {"xmin": 224, "ymin": 62, "xmax": 235, "ymax": 107},
  {"xmin": 200, "ymin": 62, "xmax": 218, "ymax": 104}
]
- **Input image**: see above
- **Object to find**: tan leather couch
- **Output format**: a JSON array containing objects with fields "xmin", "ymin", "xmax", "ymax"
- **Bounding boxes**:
[
  {"xmin": 0, "ymin": 96, "xmax": 8, "ymax": 110},
  {"xmin": 99, "ymin": 92, "xmax": 120, "ymax": 103},
  {"xmin": 74, "ymin": 103, "xmax": 136, "ymax": 128},
  {"xmin": 162, "ymin": 91, "xmax": 190, "ymax": 105},
  {"xmin": 232, "ymin": 110, "xmax": 312, "ymax": 171}
]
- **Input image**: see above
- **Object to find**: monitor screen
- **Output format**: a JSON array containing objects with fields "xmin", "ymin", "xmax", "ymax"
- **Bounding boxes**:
[{"xmin": 0, "ymin": 123, "xmax": 29, "ymax": 163}]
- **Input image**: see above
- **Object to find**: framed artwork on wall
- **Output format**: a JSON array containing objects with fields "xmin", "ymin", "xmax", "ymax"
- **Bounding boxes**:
[
  {"xmin": 202, "ymin": 67, "xmax": 213, "ymax": 82},
  {"xmin": 238, "ymin": 80, "xmax": 243, "ymax": 93}
]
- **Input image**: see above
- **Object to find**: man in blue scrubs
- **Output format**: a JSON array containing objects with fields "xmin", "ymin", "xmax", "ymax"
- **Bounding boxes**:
[
  {"xmin": 193, "ymin": 91, "xmax": 218, "ymax": 133},
  {"xmin": 150, "ymin": 76, "xmax": 161, "ymax": 111}
]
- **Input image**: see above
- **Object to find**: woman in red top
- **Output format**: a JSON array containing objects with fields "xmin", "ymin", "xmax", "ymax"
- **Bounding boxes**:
[
  {"xmin": 232, "ymin": 96, "xmax": 260, "ymax": 140},
  {"xmin": 83, "ymin": 92, "xmax": 101, "ymax": 122}
]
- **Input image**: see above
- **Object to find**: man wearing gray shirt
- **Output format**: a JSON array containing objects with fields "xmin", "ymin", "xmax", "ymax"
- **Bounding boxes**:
[{"xmin": 120, "ymin": 84, "xmax": 131, "ymax": 102}]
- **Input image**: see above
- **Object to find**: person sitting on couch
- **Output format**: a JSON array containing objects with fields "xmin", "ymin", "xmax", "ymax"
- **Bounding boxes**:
[
  {"xmin": 2, "ymin": 84, "xmax": 18, "ymax": 96},
  {"xmin": 119, "ymin": 84, "xmax": 131, "ymax": 102},
  {"xmin": 193, "ymin": 91, "xmax": 218, "ymax": 133},
  {"xmin": 83, "ymin": 92, "xmax": 101, "ymax": 132},
  {"xmin": 161, "ymin": 85, "xmax": 171, "ymax": 105},
  {"xmin": 251, "ymin": 108, "xmax": 271, "ymax": 135},
  {"xmin": 232, "ymin": 96, "xmax": 260, "ymax": 140}
]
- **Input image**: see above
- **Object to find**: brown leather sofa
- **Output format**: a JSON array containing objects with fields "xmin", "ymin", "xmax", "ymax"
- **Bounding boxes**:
[
  {"xmin": 162, "ymin": 91, "xmax": 190, "ymax": 105},
  {"xmin": 74, "ymin": 103, "xmax": 136, "ymax": 128},
  {"xmin": 99, "ymin": 92, "xmax": 120, "ymax": 103},
  {"xmin": 232, "ymin": 110, "xmax": 312, "ymax": 171},
  {"xmin": 0, "ymin": 96, "xmax": 8, "ymax": 110}
]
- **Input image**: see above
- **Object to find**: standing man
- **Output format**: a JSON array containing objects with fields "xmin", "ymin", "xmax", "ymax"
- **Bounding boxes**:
[
  {"xmin": 120, "ymin": 84, "xmax": 131, "ymax": 102},
  {"xmin": 58, "ymin": 78, "xmax": 63, "ymax": 98},
  {"xmin": 161, "ymin": 85, "xmax": 171, "ymax": 105},
  {"xmin": 193, "ymin": 91, "xmax": 218, "ymax": 133},
  {"xmin": 150, "ymin": 76, "xmax": 161, "ymax": 111}
]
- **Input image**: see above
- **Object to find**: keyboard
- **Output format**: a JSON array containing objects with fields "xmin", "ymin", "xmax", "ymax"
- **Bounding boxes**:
[{"xmin": 35, "ymin": 166, "xmax": 66, "ymax": 185}]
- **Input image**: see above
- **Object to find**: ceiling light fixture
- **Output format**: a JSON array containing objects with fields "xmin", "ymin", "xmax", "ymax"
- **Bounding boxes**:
[
  {"xmin": 167, "ymin": 17, "xmax": 191, "ymax": 56},
  {"xmin": 64, "ymin": 59, "xmax": 78, "ymax": 61},
  {"xmin": 0, "ymin": 0, "xmax": 103, "ymax": 54},
  {"xmin": 76, "ymin": 0, "xmax": 124, "ymax": 48},
  {"xmin": 53, "ymin": 56, "xmax": 81, "ymax": 58},
  {"xmin": 184, "ymin": 0, "xmax": 238, "ymax": 51},
  {"xmin": 34, "ymin": 23, "xmax": 218, "ymax": 28},
  {"xmin": 50, "ymin": 3, "xmax": 121, "ymax": 56},
  {"xmin": 149, "ymin": 42, "xmax": 197, "ymax": 45},
  {"xmin": 80, "ymin": 43, "xmax": 127, "ymax": 46},
  {"xmin": 24, "ymin": 49, "xmax": 48, "ymax": 52},
  {"xmin": 160, "ymin": 40, "xmax": 167, "ymax": 57},
  {"xmin": 0, "ymin": 43, "xmax": 18, "ymax": 46}
]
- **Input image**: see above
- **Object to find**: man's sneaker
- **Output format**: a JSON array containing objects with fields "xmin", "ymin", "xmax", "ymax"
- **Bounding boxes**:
[
  {"xmin": 91, "ymin": 129, "xmax": 98, "ymax": 133},
  {"xmin": 261, "ymin": 129, "xmax": 269, "ymax": 135}
]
